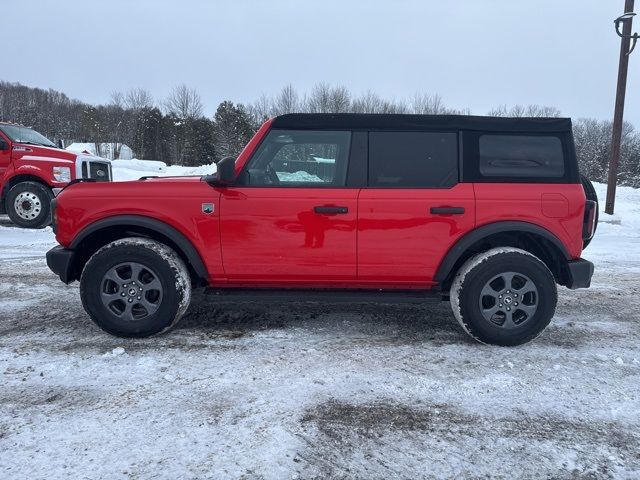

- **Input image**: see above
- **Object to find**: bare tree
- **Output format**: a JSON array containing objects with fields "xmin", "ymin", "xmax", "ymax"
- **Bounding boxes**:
[
  {"xmin": 246, "ymin": 93, "xmax": 273, "ymax": 127},
  {"xmin": 165, "ymin": 84, "xmax": 203, "ymax": 119},
  {"xmin": 305, "ymin": 83, "xmax": 332, "ymax": 113},
  {"xmin": 488, "ymin": 104, "xmax": 561, "ymax": 118},
  {"xmin": 305, "ymin": 83, "xmax": 350, "ymax": 113},
  {"xmin": 124, "ymin": 88, "xmax": 154, "ymax": 110},
  {"xmin": 409, "ymin": 93, "xmax": 446, "ymax": 114},
  {"xmin": 272, "ymin": 84, "xmax": 300, "ymax": 115}
]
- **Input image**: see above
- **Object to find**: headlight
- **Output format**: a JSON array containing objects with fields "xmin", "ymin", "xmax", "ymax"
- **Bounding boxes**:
[{"xmin": 53, "ymin": 166, "xmax": 71, "ymax": 183}]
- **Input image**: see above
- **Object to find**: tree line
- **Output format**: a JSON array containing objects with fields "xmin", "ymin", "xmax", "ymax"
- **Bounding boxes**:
[{"xmin": 1, "ymin": 80, "xmax": 638, "ymax": 186}]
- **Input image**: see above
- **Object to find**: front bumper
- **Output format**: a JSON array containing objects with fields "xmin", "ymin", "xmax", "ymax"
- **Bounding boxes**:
[
  {"xmin": 565, "ymin": 258, "xmax": 594, "ymax": 289},
  {"xmin": 46, "ymin": 246, "xmax": 77, "ymax": 284}
]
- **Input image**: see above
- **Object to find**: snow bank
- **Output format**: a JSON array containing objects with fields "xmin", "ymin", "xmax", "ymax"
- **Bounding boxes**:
[
  {"xmin": 67, "ymin": 143, "xmax": 134, "ymax": 160},
  {"xmin": 111, "ymin": 160, "xmax": 216, "ymax": 181},
  {"xmin": 112, "ymin": 159, "xmax": 167, "ymax": 174},
  {"xmin": 588, "ymin": 183, "xmax": 640, "ymax": 267}
]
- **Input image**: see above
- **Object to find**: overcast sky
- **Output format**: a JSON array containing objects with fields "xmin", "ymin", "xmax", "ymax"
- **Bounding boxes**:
[{"xmin": 5, "ymin": 0, "xmax": 639, "ymax": 124}]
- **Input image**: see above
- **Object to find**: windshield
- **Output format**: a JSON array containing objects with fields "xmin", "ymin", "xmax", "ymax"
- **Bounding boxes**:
[{"xmin": 0, "ymin": 125, "xmax": 56, "ymax": 147}]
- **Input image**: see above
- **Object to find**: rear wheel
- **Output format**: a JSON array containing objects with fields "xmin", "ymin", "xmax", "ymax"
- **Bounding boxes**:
[
  {"xmin": 450, "ymin": 247, "xmax": 557, "ymax": 346},
  {"xmin": 6, "ymin": 181, "xmax": 53, "ymax": 229},
  {"xmin": 580, "ymin": 175, "xmax": 599, "ymax": 249},
  {"xmin": 80, "ymin": 238, "xmax": 192, "ymax": 338}
]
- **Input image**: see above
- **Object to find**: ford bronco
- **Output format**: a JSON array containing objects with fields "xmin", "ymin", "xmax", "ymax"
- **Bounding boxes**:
[
  {"xmin": 46, "ymin": 114, "xmax": 597, "ymax": 346},
  {"xmin": 0, "ymin": 122, "xmax": 112, "ymax": 228}
]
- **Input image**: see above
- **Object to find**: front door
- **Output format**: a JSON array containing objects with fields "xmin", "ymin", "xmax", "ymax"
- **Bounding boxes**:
[
  {"xmin": 220, "ymin": 129, "xmax": 358, "ymax": 286},
  {"xmin": 0, "ymin": 131, "xmax": 11, "ymax": 179},
  {"xmin": 357, "ymin": 131, "xmax": 475, "ymax": 288}
]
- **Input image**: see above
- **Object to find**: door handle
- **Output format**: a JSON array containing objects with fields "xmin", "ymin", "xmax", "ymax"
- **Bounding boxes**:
[
  {"xmin": 314, "ymin": 206, "xmax": 348, "ymax": 214},
  {"xmin": 430, "ymin": 207, "xmax": 465, "ymax": 215}
]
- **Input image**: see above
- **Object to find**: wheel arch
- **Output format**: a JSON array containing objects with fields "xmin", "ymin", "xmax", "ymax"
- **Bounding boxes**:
[
  {"xmin": 69, "ymin": 215, "xmax": 209, "ymax": 287},
  {"xmin": 435, "ymin": 221, "xmax": 572, "ymax": 291},
  {"xmin": 1, "ymin": 174, "xmax": 53, "ymax": 212}
]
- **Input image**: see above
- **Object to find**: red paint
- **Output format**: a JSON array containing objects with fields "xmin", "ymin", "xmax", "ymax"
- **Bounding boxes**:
[
  {"xmin": 474, "ymin": 183, "xmax": 585, "ymax": 258},
  {"xmin": 0, "ymin": 123, "xmax": 110, "ymax": 211},
  {"xmin": 53, "ymin": 118, "xmax": 589, "ymax": 290},
  {"xmin": 358, "ymin": 184, "xmax": 476, "ymax": 287}
]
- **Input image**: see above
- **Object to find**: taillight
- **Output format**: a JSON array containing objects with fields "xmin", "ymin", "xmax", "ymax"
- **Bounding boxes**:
[{"xmin": 583, "ymin": 200, "xmax": 597, "ymax": 241}]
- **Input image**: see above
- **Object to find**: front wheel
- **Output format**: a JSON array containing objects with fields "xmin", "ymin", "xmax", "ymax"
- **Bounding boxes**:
[
  {"xmin": 80, "ymin": 238, "xmax": 192, "ymax": 338},
  {"xmin": 449, "ymin": 247, "xmax": 557, "ymax": 346},
  {"xmin": 6, "ymin": 181, "xmax": 54, "ymax": 229}
]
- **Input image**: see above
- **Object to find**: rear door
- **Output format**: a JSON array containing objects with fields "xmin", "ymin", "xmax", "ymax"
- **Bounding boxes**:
[
  {"xmin": 357, "ymin": 131, "xmax": 475, "ymax": 288},
  {"xmin": 219, "ymin": 129, "xmax": 359, "ymax": 286}
]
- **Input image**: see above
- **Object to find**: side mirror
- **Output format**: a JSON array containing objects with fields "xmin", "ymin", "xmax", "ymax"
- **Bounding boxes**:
[
  {"xmin": 0, "ymin": 138, "xmax": 8, "ymax": 151},
  {"xmin": 202, "ymin": 156, "xmax": 236, "ymax": 186}
]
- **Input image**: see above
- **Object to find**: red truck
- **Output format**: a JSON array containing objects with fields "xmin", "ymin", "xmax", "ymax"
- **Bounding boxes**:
[
  {"xmin": 0, "ymin": 122, "xmax": 112, "ymax": 228},
  {"xmin": 46, "ymin": 114, "xmax": 598, "ymax": 346}
]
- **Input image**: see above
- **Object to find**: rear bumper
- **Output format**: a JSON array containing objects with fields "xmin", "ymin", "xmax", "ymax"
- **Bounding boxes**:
[
  {"xmin": 46, "ymin": 246, "xmax": 77, "ymax": 284},
  {"xmin": 565, "ymin": 258, "xmax": 594, "ymax": 289}
]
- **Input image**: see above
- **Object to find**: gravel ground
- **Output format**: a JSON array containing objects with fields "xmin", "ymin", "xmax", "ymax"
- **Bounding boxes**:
[{"xmin": 1, "ymin": 183, "xmax": 639, "ymax": 479}]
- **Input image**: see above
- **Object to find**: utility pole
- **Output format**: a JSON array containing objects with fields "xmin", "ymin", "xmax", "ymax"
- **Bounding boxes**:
[{"xmin": 605, "ymin": 0, "xmax": 638, "ymax": 214}]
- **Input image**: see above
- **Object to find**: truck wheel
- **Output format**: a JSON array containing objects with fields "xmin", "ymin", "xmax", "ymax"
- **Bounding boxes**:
[
  {"xmin": 6, "ymin": 181, "xmax": 54, "ymax": 229},
  {"xmin": 449, "ymin": 247, "xmax": 557, "ymax": 346},
  {"xmin": 580, "ymin": 175, "xmax": 599, "ymax": 249},
  {"xmin": 80, "ymin": 238, "xmax": 192, "ymax": 338}
]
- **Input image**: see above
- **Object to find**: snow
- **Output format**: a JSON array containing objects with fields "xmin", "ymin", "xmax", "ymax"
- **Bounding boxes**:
[
  {"xmin": 111, "ymin": 160, "xmax": 216, "ymax": 181},
  {"xmin": 1, "ymin": 183, "xmax": 640, "ymax": 478},
  {"xmin": 66, "ymin": 142, "xmax": 134, "ymax": 160},
  {"xmin": 111, "ymin": 158, "xmax": 167, "ymax": 174}
]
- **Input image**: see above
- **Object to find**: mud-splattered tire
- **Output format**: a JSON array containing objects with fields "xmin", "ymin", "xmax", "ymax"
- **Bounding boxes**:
[
  {"xmin": 449, "ymin": 247, "xmax": 557, "ymax": 346},
  {"xmin": 581, "ymin": 175, "xmax": 598, "ymax": 249},
  {"xmin": 80, "ymin": 238, "xmax": 192, "ymax": 338},
  {"xmin": 6, "ymin": 181, "xmax": 53, "ymax": 229}
]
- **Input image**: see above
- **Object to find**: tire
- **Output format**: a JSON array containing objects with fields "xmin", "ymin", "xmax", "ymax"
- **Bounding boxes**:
[
  {"xmin": 580, "ymin": 174, "xmax": 599, "ymax": 249},
  {"xmin": 449, "ymin": 247, "xmax": 557, "ymax": 346},
  {"xmin": 80, "ymin": 238, "xmax": 192, "ymax": 338},
  {"xmin": 6, "ymin": 181, "xmax": 54, "ymax": 229}
]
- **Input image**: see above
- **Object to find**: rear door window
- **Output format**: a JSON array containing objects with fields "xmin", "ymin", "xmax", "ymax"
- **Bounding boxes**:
[
  {"xmin": 479, "ymin": 135, "xmax": 564, "ymax": 178},
  {"xmin": 368, "ymin": 131, "xmax": 458, "ymax": 188}
]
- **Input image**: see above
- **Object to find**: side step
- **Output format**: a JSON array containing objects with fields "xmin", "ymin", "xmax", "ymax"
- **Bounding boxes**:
[{"xmin": 202, "ymin": 288, "xmax": 443, "ymax": 304}]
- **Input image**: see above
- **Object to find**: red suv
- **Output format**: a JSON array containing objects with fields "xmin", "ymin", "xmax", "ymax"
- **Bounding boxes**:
[
  {"xmin": 0, "ymin": 122, "xmax": 112, "ymax": 228},
  {"xmin": 46, "ymin": 114, "xmax": 597, "ymax": 346}
]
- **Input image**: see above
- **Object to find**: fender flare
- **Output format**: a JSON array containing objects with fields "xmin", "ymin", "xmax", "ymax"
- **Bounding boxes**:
[
  {"xmin": 70, "ymin": 215, "xmax": 209, "ymax": 282},
  {"xmin": 434, "ymin": 221, "xmax": 571, "ymax": 282},
  {"xmin": 1, "ymin": 170, "xmax": 52, "ymax": 196}
]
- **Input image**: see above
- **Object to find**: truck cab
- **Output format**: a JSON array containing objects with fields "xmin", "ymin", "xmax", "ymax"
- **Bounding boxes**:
[{"xmin": 0, "ymin": 122, "xmax": 112, "ymax": 228}]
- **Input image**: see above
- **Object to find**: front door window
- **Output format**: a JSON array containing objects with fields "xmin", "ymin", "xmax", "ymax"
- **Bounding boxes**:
[{"xmin": 239, "ymin": 130, "xmax": 351, "ymax": 186}]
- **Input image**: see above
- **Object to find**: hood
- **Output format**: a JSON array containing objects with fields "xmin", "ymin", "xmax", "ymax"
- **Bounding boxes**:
[{"xmin": 12, "ymin": 143, "xmax": 78, "ymax": 162}]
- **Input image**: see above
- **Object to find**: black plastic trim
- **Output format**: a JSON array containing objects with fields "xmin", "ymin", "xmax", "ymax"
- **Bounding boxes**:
[
  {"xmin": 70, "ymin": 215, "xmax": 209, "ymax": 282},
  {"xmin": 46, "ymin": 245, "xmax": 76, "ymax": 284},
  {"xmin": 565, "ymin": 258, "xmax": 594, "ymax": 289},
  {"xmin": 434, "ymin": 221, "xmax": 572, "ymax": 282},
  {"xmin": 346, "ymin": 131, "xmax": 368, "ymax": 187},
  {"xmin": 203, "ymin": 288, "xmax": 441, "ymax": 304}
]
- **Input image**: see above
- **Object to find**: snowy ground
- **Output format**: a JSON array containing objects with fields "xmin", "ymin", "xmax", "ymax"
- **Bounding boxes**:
[{"xmin": 0, "ymin": 183, "xmax": 639, "ymax": 479}]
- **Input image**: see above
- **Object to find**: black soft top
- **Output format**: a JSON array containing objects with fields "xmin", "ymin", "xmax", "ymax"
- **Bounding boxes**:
[{"xmin": 271, "ymin": 113, "xmax": 572, "ymax": 133}]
